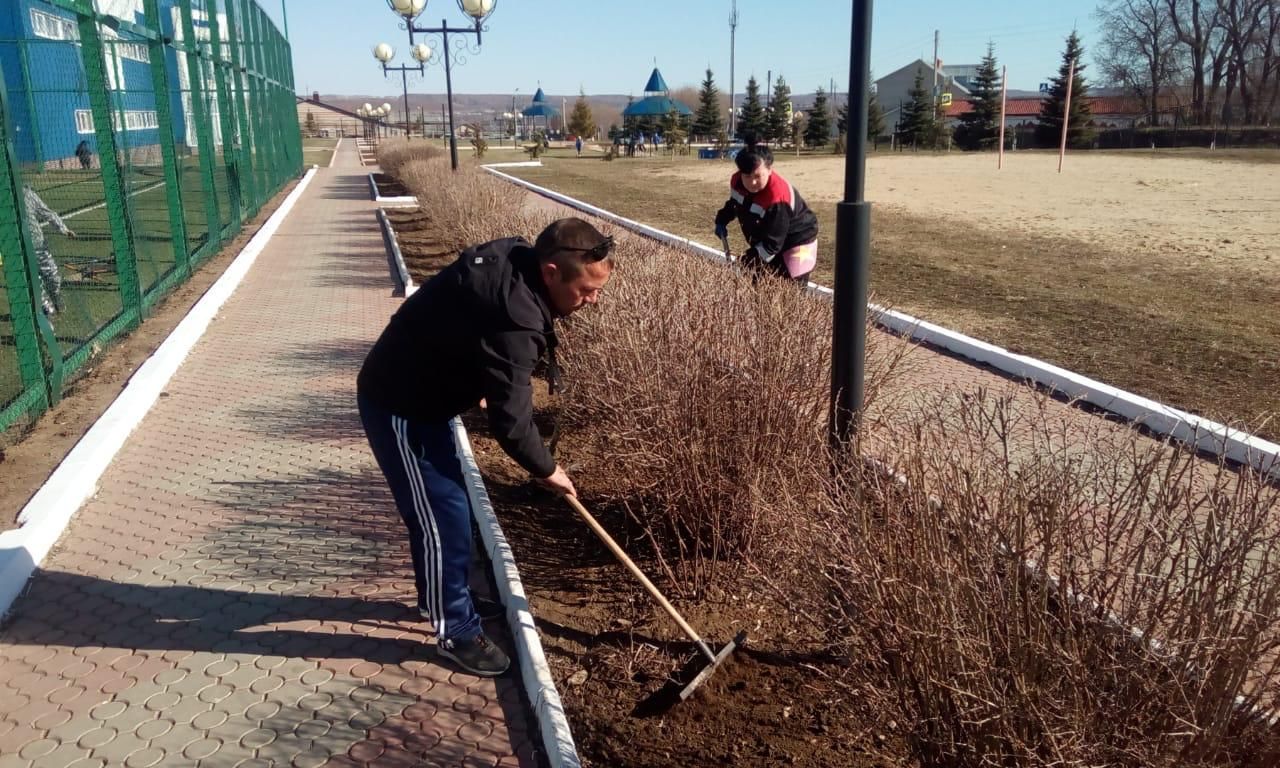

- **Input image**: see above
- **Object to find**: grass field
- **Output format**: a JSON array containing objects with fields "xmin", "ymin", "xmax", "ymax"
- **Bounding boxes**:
[
  {"xmin": 503, "ymin": 147, "xmax": 1280, "ymax": 438},
  {"xmin": 302, "ymin": 137, "xmax": 339, "ymax": 167}
]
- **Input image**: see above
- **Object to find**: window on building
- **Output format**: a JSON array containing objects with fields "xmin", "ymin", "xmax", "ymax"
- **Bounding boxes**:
[
  {"xmin": 31, "ymin": 9, "xmax": 80, "ymax": 42},
  {"xmin": 116, "ymin": 41, "xmax": 151, "ymax": 63},
  {"xmin": 84, "ymin": 110, "xmax": 159, "ymax": 133}
]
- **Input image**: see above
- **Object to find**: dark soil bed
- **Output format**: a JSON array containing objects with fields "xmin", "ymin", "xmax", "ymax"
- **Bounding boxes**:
[
  {"xmin": 462, "ymin": 403, "xmax": 893, "ymax": 768},
  {"xmin": 393, "ymin": 211, "xmax": 897, "ymax": 767},
  {"xmin": 373, "ymin": 172, "xmax": 410, "ymax": 198}
]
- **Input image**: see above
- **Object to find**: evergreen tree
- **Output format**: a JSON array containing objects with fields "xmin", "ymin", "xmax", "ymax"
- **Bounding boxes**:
[
  {"xmin": 662, "ymin": 108, "xmax": 689, "ymax": 153},
  {"xmin": 899, "ymin": 67, "xmax": 935, "ymax": 148},
  {"xmin": 567, "ymin": 89, "xmax": 597, "ymax": 138},
  {"xmin": 305, "ymin": 110, "xmax": 318, "ymax": 136},
  {"xmin": 867, "ymin": 89, "xmax": 885, "ymax": 141},
  {"xmin": 836, "ymin": 87, "xmax": 884, "ymax": 143},
  {"xmin": 691, "ymin": 68, "xmax": 722, "ymax": 140},
  {"xmin": 1036, "ymin": 31, "xmax": 1093, "ymax": 149},
  {"xmin": 804, "ymin": 87, "xmax": 832, "ymax": 147},
  {"xmin": 766, "ymin": 75, "xmax": 792, "ymax": 144},
  {"xmin": 954, "ymin": 43, "xmax": 1003, "ymax": 150},
  {"xmin": 735, "ymin": 76, "xmax": 767, "ymax": 145}
]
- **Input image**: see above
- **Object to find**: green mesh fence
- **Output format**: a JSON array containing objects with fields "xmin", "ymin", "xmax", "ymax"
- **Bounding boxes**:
[{"xmin": 0, "ymin": 0, "xmax": 301, "ymax": 435}]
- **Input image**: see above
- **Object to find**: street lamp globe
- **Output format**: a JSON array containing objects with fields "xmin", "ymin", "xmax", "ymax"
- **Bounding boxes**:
[
  {"xmin": 373, "ymin": 43, "xmax": 395, "ymax": 63},
  {"xmin": 386, "ymin": 0, "xmax": 427, "ymax": 19},
  {"xmin": 381, "ymin": 103, "xmax": 393, "ymax": 115},
  {"xmin": 410, "ymin": 43, "xmax": 432, "ymax": 63},
  {"xmin": 458, "ymin": 0, "xmax": 496, "ymax": 21},
  {"xmin": 362, "ymin": 103, "xmax": 373, "ymax": 114}
]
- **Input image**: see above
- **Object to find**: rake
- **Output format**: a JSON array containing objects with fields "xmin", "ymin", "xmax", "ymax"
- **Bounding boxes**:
[{"xmin": 563, "ymin": 494, "xmax": 746, "ymax": 702}]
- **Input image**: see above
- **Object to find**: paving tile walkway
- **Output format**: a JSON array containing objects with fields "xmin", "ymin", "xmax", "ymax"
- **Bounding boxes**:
[{"xmin": 0, "ymin": 141, "xmax": 537, "ymax": 768}]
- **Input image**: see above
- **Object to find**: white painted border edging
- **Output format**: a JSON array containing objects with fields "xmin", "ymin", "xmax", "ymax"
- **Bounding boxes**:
[
  {"xmin": 382, "ymin": 211, "xmax": 579, "ymax": 766},
  {"xmin": 481, "ymin": 166, "xmax": 1280, "ymax": 482},
  {"xmin": 0, "ymin": 166, "xmax": 321, "ymax": 619},
  {"xmin": 367, "ymin": 172, "xmax": 417, "ymax": 205},
  {"xmin": 454, "ymin": 421, "xmax": 582, "ymax": 768},
  {"xmin": 376, "ymin": 209, "xmax": 414, "ymax": 294},
  {"xmin": 329, "ymin": 138, "xmax": 342, "ymax": 168}
]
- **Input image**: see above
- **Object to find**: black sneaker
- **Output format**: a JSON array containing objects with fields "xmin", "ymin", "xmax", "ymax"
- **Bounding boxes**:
[
  {"xmin": 437, "ymin": 633, "xmax": 510, "ymax": 677},
  {"xmin": 473, "ymin": 595, "xmax": 505, "ymax": 621},
  {"xmin": 418, "ymin": 594, "xmax": 504, "ymax": 622}
]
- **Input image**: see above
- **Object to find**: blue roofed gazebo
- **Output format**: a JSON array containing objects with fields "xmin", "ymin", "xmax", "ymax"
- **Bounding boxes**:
[
  {"xmin": 622, "ymin": 68, "xmax": 693, "ymax": 119},
  {"xmin": 521, "ymin": 87, "xmax": 560, "ymax": 133}
]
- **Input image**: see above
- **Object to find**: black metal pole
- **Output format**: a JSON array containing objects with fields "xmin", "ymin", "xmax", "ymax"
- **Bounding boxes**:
[
  {"xmin": 442, "ymin": 21, "xmax": 459, "ymax": 170},
  {"xmin": 401, "ymin": 67, "xmax": 411, "ymax": 139},
  {"xmin": 830, "ymin": 0, "xmax": 874, "ymax": 447}
]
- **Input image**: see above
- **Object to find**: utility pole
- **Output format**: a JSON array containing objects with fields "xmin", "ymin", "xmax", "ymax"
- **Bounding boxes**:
[
  {"xmin": 729, "ymin": 0, "xmax": 738, "ymax": 138},
  {"xmin": 932, "ymin": 29, "xmax": 940, "ymax": 97}
]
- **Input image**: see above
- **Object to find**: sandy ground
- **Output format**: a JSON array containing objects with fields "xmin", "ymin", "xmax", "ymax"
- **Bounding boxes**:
[{"xmin": 657, "ymin": 151, "xmax": 1280, "ymax": 273}]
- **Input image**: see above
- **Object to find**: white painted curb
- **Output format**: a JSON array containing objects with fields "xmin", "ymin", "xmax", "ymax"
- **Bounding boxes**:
[
  {"xmin": 0, "ymin": 166, "xmax": 321, "ymax": 618},
  {"xmin": 481, "ymin": 166, "xmax": 1280, "ymax": 482},
  {"xmin": 376, "ymin": 208, "xmax": 414, "ymax": 294},
  {"xmin": 367, "ymin": 172, "xmax": 417, "ymax": 205},
  {"xmin": 382, "ymin": 211, "xmax": 580, "ymax": 767},
  {"xmin": 329, "ymin": 138, "xmax": 342, "ymax": 168}
]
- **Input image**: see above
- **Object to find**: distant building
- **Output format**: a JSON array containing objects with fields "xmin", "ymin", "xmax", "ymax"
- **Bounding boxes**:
[
  {"xmin": 873, "ymin": 59, "xmax": 972, "ymax": 132},
  {"xmin": 1, "ymin": 0, "xmax": 228, "ymax": 168}
]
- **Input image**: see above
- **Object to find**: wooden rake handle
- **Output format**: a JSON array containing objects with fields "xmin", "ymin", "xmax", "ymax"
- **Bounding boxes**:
[{"xmin": 563, "ymin": 494, "xmax": 717, "ymax": 662}]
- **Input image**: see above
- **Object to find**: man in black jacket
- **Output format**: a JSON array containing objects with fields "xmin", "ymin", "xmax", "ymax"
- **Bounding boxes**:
[{"xmin": 358, "ymin": 217, "xmax": 613, "ymax": 676}]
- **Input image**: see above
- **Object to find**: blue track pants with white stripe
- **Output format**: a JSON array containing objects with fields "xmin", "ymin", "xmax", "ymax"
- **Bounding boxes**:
[{"xmin": 358, "ymin": 394, "xmax": 480, "ymax": 643}]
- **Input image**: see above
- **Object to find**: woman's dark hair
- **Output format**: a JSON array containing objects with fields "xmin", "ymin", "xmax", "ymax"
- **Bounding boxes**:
[{"xmin": 734, "ymin": 144, "xmax": 773, "ymax": 173}]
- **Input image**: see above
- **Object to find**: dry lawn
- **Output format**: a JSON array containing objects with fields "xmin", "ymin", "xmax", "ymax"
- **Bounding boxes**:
[{"xmin": 502, "ymin": 148, "xmax": 1280, "ymax": 439}]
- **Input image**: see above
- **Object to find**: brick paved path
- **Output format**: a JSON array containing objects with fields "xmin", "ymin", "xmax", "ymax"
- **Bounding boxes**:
[{"xmin": 0, "ymin": 142, "xmax": 537, "ymax": 768}]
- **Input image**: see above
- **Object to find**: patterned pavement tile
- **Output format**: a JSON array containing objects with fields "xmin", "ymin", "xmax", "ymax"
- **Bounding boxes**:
[{"xmin": 0, "ymin": 142, "xmax": 541, "ymax": 768}]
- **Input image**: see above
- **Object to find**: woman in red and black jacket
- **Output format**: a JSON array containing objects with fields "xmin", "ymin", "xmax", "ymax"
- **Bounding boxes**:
[{"xmin": 714, "ymin": 145, "xmax": 819, "ymax": 282}]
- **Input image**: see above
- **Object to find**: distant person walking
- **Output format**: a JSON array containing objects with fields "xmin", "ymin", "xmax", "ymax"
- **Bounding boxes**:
[
  {"xmin": 75, "ymin": 140, "xmax": 93, "ymax": 170},
  {"xmin": 575, "ymin": 135, "xmax": 583, "ymax": 157},
  {"xmin": 23, "ymin": 185, "xmax": 75, "ymax": 315}
]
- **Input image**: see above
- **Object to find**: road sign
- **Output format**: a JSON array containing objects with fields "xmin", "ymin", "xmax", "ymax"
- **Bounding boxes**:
[
  {"xmin": 939, "ymin": 93, "xmax": 953, "ymax": 107},
  {"xmin": 1039, "ymin": 82, "xmax": 1051, "ymax": 93}
]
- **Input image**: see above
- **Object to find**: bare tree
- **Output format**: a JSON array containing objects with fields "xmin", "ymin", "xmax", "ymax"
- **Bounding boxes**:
[
  {"xmin": 1164, "ymin": 0, "xmax": 1222, "ymax": 122},
  {"xmin": 1098, "ymin": 0, "xmax": 1184, "ymax": 124},
  {"xmin": 1216, "ymin": 0, "xmax": 1278, "ymax": 124}
]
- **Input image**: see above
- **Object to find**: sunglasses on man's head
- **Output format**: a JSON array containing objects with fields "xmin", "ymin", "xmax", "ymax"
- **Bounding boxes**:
[{"xmin": 564, "ymin": 235, "xmax": 614, "ymax": 262}]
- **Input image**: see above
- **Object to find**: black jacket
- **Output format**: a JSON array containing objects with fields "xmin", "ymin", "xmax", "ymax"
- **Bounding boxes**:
[
  {"xmin": 714, "ymin": 170, "xmax": 819, "ymax": 276},
  {"xmin": 357, "ymin": 237, "xmax": 557, "ymax": 477}
]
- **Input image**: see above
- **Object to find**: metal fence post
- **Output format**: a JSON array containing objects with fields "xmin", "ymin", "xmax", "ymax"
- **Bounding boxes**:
[
  {"xmin": 221, "ymin": 0, "xmax": 257, "ymax": 215},
  {"xmin": 178, "ymin": 0, "xmax": 225, "ymax": 251},
  {"xmin": 143, "ymin": 0, "xmax": 191, "ymax": 286},
  {"xmin": 76, "ymin": 7, "xmax": 144, "ymax": 325},
  {"xmin": 207, "ymin": 0, "xmax": 245, "ymax": 225}
]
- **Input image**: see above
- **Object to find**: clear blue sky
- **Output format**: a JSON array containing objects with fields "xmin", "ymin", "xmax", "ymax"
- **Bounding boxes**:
[{"xmin": 262, "ymin": 1, "xmax": 1101, "ymax": 98}]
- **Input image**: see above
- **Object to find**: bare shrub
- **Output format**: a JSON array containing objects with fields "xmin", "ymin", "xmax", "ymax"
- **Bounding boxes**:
[
  {"xmin": 557, "ymin": 249, "xmax": 913, "ymax": 589},
  {"xmin": 375, "ymin": 138, "xmax": 442, "ymax": 180},
  {"xmin": 783, "ymin": 388, "xmax": 1280, "ymax": 766},
  {"xmin": 397, "ymin": 159, "xmax": 548, "ymax": 253}
]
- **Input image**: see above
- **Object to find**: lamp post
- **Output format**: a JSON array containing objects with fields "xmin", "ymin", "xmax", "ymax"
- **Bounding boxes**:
[
  {"xmin": 374, "ymin": 42, "xmax": 432, "ymax": 139},
  {"xmin": 830, "ymin": 0, "xmax": 874, "ymax": 447},
  {"xmin": 384, "ymin": 0, "xmax": 497, "ymax": 170}
]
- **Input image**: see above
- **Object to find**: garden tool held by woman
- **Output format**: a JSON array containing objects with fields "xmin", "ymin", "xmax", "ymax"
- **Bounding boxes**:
[
  {"xmin": 719, "ymin": 233, "xmax": 736, "ymax": 264},
  {"xmin": 562, "ymin": 494, "xmax": 746, "ymax": 702}
]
